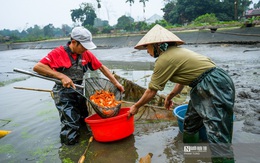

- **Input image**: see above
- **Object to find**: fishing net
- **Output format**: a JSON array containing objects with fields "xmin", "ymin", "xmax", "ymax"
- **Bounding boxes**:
[
  {"xmin": 84, "ymin": 77, "xmax": 122, "ymax": 118},
  {"xmin": 113, "ymin": 73, "xmax": 190, "ymax": 121}
]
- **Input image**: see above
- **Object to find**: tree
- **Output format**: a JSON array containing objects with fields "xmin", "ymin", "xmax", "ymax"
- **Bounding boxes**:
[
  {"xmin": 236, "ymin": 0, "xmax": 252, "ymax": 19},
  {"xmin": 216, "ymin": 0, "xmax": 252, "ymax": 20},
  {"xmin": 0, "ymin": 29, "xmax": 20, "ymax": 42},
  {"xmin": 26, "ymin": 25, "xmax": 44, "ymax": 41},
  {"xmin": 61, "ymin": 24, "xmax": 71, "ymax": 37},
  {"xmin": 101, "ymin": 25, "xmax": 113, "ymax": 34},
  {"xmin": 139, "ymin": 0, "xmax": 149, "ymax": 20},
  {"xmin": 214, "ymin": 0, "xmax": 234, "ymax": 21},
  {"xmin": 126, "ymin": 0, "xmax": 135, "ymax": 7},
  {"xmin": 162, "ymin": 1, "xmax": 178, "ymax": 25},
  {"xmin": 126, "ymin": 0, "xmax": 135, "ymax": 16},
  {"xmin": 176, "ymin": 0, "xmax": 219, "ymax": 23},
  {"xmin": 97, "ymin": 0, "xmax": 101, "ymax": 8},
  {"xmin": 254, "ymin": 0, "xmax": 260, "ymax": 9},
  {"xmin": 153, "ymin": 19, "xmax": 171, "ymax": 27},
  {"xmin": 133, "ymin": 21, "xmax": 148, "ymax": 31},
  {"xmin": 71, "ymin": 3, "xmax": 97, "ymax": 26},
  {"xmin": 43, "ymin": 24, "xmax": 54, "ymax": 38},
  {"xmin": 0, "ymin": 25, "xmax": 73, "ymax": 42},
  {"xmin": 162, "ymin": 0, "xmax": 253, "ymax": 25},
  {"xmin": 84, "ymin": 25, "xmax": 98, "ymax": 34},
  {"xmin": 116, "ymin": 15, "xmax": 134, "ymax": 31}
]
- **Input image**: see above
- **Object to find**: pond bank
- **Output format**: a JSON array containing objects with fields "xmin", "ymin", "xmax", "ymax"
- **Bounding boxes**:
[{"xmin": 0, "ymin": 26, "xmax": 259, "ymax": 51}]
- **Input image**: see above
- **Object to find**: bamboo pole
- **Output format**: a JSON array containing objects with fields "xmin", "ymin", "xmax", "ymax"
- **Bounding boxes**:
[
  {"xmin": 78, "ymin": 136, "xmax": 93, "ymax": 163},
  {"xmin": 13, "ymin": 86, "xmax": 52, "ymax": 92},
  {"xmin": 121, "ymin": 100, "xmax": 166, "ymax": 110},
  {"xmin": 13, "ymin": 86, "xmax": 54, "ymax": 98}
]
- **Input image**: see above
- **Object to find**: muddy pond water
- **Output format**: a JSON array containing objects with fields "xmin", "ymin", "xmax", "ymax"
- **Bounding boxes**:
[{"xmin": 0, "ymin": 44, "xmax": 260, "ymax": 163}]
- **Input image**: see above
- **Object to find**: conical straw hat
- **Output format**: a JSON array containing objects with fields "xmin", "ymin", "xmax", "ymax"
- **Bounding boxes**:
[{"xmin": 134, "ymin": 24, "xmax": 184, "ymax": 50}]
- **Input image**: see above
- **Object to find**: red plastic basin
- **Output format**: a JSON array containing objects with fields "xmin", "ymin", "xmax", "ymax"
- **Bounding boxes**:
[{"xmin": 85, "ymin": 107, "xmax": 134, "ymax": 142}]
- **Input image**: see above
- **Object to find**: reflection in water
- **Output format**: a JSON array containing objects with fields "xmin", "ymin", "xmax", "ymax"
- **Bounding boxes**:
[
  {"xmin": 88, "ymin": 135, "xmax": 138, "ymax": 163},
  {"xmin": 59, "ymin": 131, "xmax": 138, "ymax": 163},
  {"xmin": 58, "ymin": 126, "xmax": 92, "ymax": 162}
]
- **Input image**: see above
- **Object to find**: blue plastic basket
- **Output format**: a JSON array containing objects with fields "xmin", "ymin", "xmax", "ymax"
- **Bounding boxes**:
[
  {"xmin": 173, "ymin": 104, "xmax": 187, "ymax": 133},
  {"xmin": 173, "ymin": 104, "xmax": 207, "ymax": 141}
]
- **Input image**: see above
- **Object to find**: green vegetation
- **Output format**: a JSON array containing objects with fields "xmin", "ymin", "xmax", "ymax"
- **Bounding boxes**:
[
  {"xmin": 71, "ymin": 3, "xmax": 97, "ymax": 27},
  {"xmin": 62, "ymin": 158, "xmax": 74, "ymax": 163},
  {"xmin": 29, "ymin": 144, "xmax": 58, "ymax": 163},
  {"xmin": 193, "ymin": 13, "xmax": 219, "ymax": 26},
  {"xmin": 0, "ymin": 77, "xmax": 29, "ymax": 87},
  {"xmin": 0, "ymin": 144, "xmax": 16, "ymax": 154},
  {"xmin": 37, "ymin": 108, "xmax": 58, "ymax": 121},
  {"xmin": 243, "ymin": 16, "xmax": 260, "ymax": 27},
  {"xmin": 21, "ymin": 130, "xmax": 34, "ymax": 139}
]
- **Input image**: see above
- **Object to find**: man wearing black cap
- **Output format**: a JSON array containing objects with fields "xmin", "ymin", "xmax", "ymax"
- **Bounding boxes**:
[{"xmin": 33, "ymin": 26, "xmax": 124, "ymax": 145}]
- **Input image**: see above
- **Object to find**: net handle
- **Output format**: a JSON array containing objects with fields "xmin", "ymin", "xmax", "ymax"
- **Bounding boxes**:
[{"xmin": 71, "ymin": 86, "xmax": 92, "ymax": 103}]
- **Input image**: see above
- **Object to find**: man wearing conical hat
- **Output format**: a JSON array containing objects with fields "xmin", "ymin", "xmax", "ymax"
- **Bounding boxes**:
[{"xmin": 129, "ymin": 24, "xmax": 235, "ymax": 163}]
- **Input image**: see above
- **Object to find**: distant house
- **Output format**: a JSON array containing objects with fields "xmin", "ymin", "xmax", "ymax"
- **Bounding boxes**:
[
  {"xmin": 145, "ymin": 14, "xmax": 163, "ymax": 24},
  {"xmin": 245, "ymin": 9, "xmax": 260, "ymax": 18}
]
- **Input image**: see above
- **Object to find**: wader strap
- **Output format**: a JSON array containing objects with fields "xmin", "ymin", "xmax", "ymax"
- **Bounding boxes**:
[
  {"xmin": 64, "ymin": 46, "xmax": 81, "ymax": 66},
  {"xmin": 189, "ymin": 67, "xmax": 216, "ymax": 88}
]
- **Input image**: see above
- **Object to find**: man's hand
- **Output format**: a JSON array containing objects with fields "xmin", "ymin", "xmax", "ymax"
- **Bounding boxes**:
[
  {"xmin": 61, "ymin": 75, "xmax": 75, "ymax": 89},
  {"xmin": 33, "ymin": 62, "xmax": 76, "ymax": 89},
  {"xmin": 128, "ymin": 105, "xmax": 139, "ymax": 118},
  {"xmin": 164, "ymin": 99, "xmax": 173, "ymax": 110},
  {"xmin": 116, "ymin": 83, "xmax": 125, "ymax": 93},
  {"xmin": 164, "ymin": 84, "xmax": 185, "ymax": 109}
]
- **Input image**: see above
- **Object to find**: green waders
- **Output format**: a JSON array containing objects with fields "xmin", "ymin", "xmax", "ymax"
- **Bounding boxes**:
[
  {"xmin": 52, "ymin": 45, "xmax": 89, "ymax": 145},
  {"xmin": 183, "ymin": 68, "xmax": 235, "ymax": 163}
]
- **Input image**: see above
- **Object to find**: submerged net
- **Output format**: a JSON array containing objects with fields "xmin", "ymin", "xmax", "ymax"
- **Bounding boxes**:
[{"xmin": 84, "ymin": 77, "xmax": 122, "ymax": 118}]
